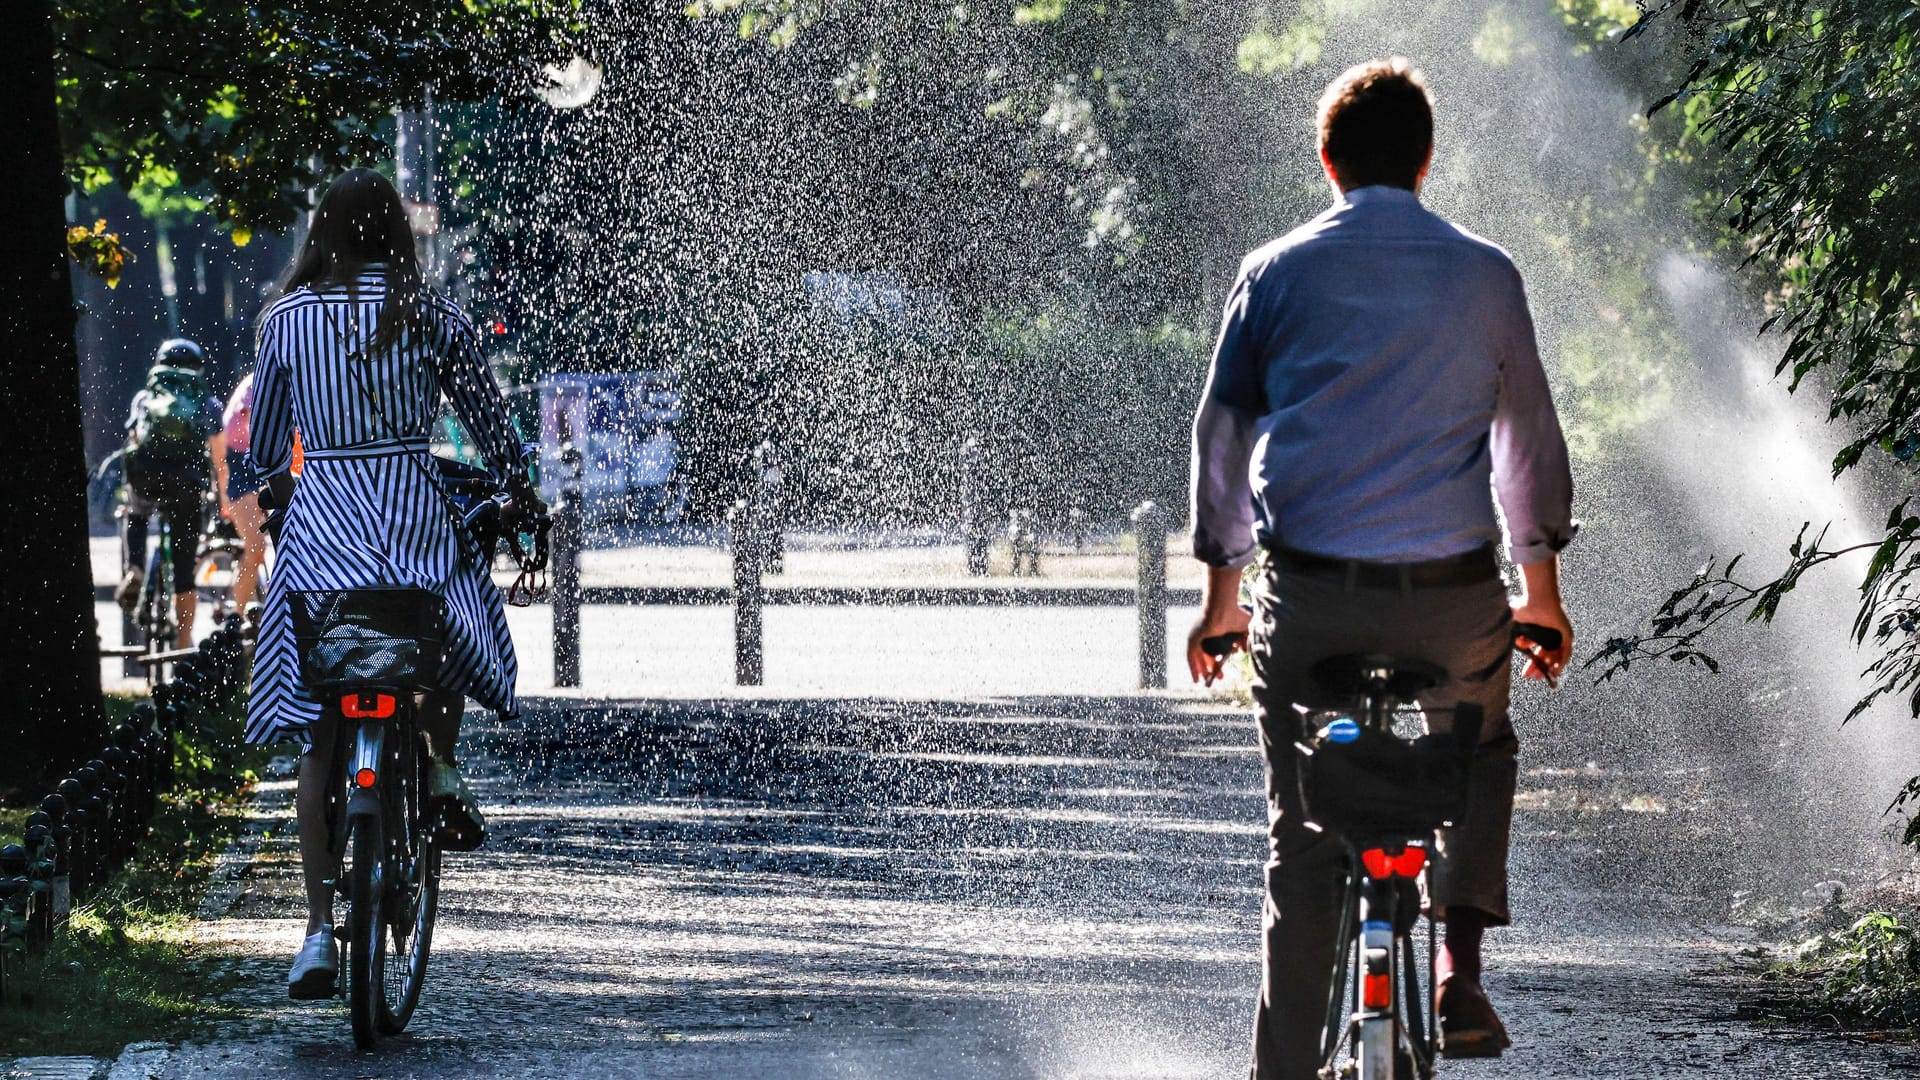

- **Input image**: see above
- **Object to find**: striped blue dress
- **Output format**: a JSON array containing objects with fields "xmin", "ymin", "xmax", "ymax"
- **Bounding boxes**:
[{"xmin": 244, "ymin": 268, "xmax": 523, "ymax": 748}]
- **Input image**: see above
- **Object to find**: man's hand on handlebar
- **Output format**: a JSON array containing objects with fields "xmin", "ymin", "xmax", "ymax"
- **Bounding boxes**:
[
  {"xmin": 1188, "ymin": 564, "xmax": 1254, "ymax": 687},
  {"xmin": 1511, "ymin": 555, "xmax": 1573, "ymax": 685},
  {"xmin": 1511, "ymin": 600, "xmax": 1573, "ymax": 685}
]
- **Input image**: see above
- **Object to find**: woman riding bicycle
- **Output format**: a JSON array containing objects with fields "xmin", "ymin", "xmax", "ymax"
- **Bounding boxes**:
[{"xmin": 243, "ymin": 168, "xmax": 541, "ymax": 999}]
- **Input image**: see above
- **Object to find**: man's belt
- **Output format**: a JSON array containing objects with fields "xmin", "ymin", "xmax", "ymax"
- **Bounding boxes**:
[{"xmin": 1267, "ymin": 544, "xmax": 1499, "ymax": 590}]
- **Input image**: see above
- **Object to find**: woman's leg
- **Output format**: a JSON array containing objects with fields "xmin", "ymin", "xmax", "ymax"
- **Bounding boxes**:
[
  {"xmin": 229, "ymin": 492, "xmax": 267, "ymax": 608},
  {"xmin": 419, "ymin": 689, "xmax": 464, "ymax": 764},
  {"xmin": 295, "ymin": 712, "xmax": 341, "ymax": 935}
]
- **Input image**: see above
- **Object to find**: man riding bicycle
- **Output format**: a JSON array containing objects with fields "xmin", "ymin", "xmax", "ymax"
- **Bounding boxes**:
[
  {"xmin": 1185, "ymin": 59, "xmax": 1576, "ymax": 1078},
  {"xmin": 115, "ymin": 337, "xmax": 225, "ymax": 645}
]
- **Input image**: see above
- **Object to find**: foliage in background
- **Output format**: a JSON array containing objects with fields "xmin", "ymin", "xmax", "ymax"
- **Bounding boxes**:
[
  {"xmin": 1769, "ymin": 909, "xmax": 1920, "ymax": 1030},
  {"xmin": 64, "ymin": 218, "xmax": 130, "ymax": 289},
  {"xmin": 1598, "ymin": 1, "xmax": 1920, "ymax": 811},
  {"xmin": 53, "ymin": 0, "xmax": 580, "ymax": 242}
]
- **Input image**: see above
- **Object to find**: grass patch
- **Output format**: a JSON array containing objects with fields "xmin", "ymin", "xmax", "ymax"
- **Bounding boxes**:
[
  {"xmin": 0, "ymin": 687, "xmax": 267, "ymax": 1055},
  {"xmin": 1765, "ymin": 900, "xmax": 1920, "ymax": 1034}
]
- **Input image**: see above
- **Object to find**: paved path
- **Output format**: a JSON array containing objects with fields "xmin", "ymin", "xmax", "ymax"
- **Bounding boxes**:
[{"xmin": 130, "ymin": 690, "xmax": 1920, "ymax": 1079}]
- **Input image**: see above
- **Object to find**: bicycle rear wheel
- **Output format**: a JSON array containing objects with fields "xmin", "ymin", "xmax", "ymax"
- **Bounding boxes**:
[
  {"xmin": 375, "ymin": 735, "xmax": 439, "ymax": 1034},
  {"xmin": 1400, "ymin": 926, "xmax": 1434, "ymax": 1079},
  {"xmin": 345, "ymin": 812, "xmax": 385, "ymax": 1050},
  {"xmin": 194, "ymin": 546, "xmax": 238, "ymax": 622}
]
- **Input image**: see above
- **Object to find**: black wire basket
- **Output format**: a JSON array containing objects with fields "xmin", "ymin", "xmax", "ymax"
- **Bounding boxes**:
[{"xmin": 290, "ymin": 587, "xmax": 447, "ymax": 692}]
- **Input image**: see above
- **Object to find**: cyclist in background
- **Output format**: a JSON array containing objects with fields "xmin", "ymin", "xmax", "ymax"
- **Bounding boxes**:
[
  {"xmin": 116, "ymin": 337, "xmax": 225, "ymax": 645},
  {"xmin": 212, "ymin": 370, "xmax": 269, "ymax": 609}
]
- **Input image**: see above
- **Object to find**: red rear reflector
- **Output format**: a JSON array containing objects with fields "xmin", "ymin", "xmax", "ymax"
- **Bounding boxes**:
[
  {"xmin": 1360, "ymin": 846, "xmax": 1428, "ymax": 879},
  {"xmin": 354, "ymin": 768, "xmax": 378, "ymax": 788},
  {"xmin": 340, "ymin": 693, "xmax": 396, "ymax": 719},
  {"xmin": 1362, "ymin": 972, "xmax": 1391, "ymax": 1009}
]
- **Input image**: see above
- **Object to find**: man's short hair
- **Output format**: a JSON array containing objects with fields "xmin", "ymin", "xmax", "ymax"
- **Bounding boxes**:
[{"xmin": 1316, "ymin": 58, "xmax": 1434, "ymax": 191}]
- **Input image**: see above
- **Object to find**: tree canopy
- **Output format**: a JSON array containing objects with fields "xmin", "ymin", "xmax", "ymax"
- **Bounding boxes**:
[{"xmin": 55, "ymin": 0, "xmax": 579, "ymax": 239}]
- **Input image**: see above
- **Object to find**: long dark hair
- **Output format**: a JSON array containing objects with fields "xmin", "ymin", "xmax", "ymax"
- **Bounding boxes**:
[{"xmin": 279, "ymin": 168, "xmax": 427, "ymax": 353}]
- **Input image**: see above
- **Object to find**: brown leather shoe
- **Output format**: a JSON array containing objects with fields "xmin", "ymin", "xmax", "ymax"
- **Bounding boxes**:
[{"xmin": 1437, "ymin": 976, "xmax": 1511, "ymax": 1058}]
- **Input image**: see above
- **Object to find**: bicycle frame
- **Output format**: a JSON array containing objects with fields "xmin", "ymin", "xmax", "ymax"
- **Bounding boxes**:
[
  {"xmin": 1320, "ymin": 677, "xmax": 1445, "ymax": 1080},
  {"xmin": 139, "ymin": 519, "xmax": 177, "ymax": 653},
  {"xmin": 321, "ymin": 684, "xmax": 439, "ymax": 1050}
]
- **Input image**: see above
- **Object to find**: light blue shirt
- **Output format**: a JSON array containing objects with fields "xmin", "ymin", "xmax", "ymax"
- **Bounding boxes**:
[{"xmin": 1189, "ymin": 186, "xmax": 1574, "ymax": 568}]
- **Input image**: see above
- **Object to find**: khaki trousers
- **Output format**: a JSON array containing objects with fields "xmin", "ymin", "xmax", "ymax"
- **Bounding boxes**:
[{"xmin": 1246, "ymin": 562, "xmax": 1516, "ymax": 1080}]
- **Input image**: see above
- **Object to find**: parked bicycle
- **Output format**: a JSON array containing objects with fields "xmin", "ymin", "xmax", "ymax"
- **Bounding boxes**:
[
  {"xmin": 1204, "ymin": 621, "xmax": 1562, "ymax": 1080},
  {"xmin": 274, "ymin": 463, "xmax": 548, "ymax": 1049}
]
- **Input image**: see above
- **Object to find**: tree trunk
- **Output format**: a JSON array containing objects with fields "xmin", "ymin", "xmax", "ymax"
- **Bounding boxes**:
[{"xmin": 0, "ymin": 0, "xmax": 109, "ymax": 792}]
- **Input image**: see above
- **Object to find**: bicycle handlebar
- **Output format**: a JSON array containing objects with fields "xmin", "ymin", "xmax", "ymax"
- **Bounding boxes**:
[
  {"xmin": 1200, "ymin": 617, "xmax": 1567, "ymax": 662},
  {"xmin": 1511, "ymin": 621, "xmax": 1563, "ymax": 651}
]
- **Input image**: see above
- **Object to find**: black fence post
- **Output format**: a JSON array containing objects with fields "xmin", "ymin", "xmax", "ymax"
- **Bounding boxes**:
[
  {"xmin": 729, "ymin": 499, "xmax": 764, "ymax": 686},
  {"xmin": 2, "ymin": 620, "xmax": 251, "ymax": 1001},
  {"xmin": 1132, "ymin": 500, "xmax": 1167, "ymax": 690},
  {"xmin": 552, "ymin": 443, "xmax": 584, "ymax": 689}
]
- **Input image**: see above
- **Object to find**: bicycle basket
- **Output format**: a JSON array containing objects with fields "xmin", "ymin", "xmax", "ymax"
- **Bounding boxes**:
[
  {"xmin": 289, "ymin": 587, "xmax": 447, "ymax": 691},
  {"xmin": 1294, "ymin": 720, "xmax": 1474, "ymax": 843}
]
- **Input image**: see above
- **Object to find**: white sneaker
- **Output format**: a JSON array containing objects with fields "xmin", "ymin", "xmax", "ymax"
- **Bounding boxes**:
[{"xmin": 288, "ymin": 926, "xmax": 338, "ymax": 1000}]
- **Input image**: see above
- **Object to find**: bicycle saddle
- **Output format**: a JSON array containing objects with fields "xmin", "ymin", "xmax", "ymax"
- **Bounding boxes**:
[{"xmin": 1310, "ymin": 653, "xmax": 1449, "ymax": 701}]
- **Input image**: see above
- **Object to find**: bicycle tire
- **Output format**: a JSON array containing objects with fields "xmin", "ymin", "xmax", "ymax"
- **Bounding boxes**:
[
  {"xmin": 375, "ymin": 735, "xmax": 440, "ymax": 1034},
  {"xmin": 142, "ymin": 535, "xmax": 174, "ymax": 650},
  {"xmin": 346, "ymin": 812, "xmax": 385, "ymax": 1050},
  {"xmin": 1400, "ymin": 928, "xmax": 1433, "ymax": 1079}
]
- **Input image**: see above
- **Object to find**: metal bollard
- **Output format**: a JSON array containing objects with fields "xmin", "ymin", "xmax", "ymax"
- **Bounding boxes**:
[
  {"xmin": 959, "ymin": 436, "xmax": 989, "ymax": 576},
  {"xmin": 1132, "ymin": 500, "xmax": 1167, "ymax": 690},
  {"xmin": 753, "ymin": 440, "xmax": 786, "ymax": 576},
  {"xmin": 729, "ymin": 499, "xmax": 764, "ymax": 686},
  {"xmin": 0, "ymin": 844, "xmax": 31, "ymax": 950},
  {"xmin": 552, "ymin": 448, "xmax": 584, "ymax": 689}
]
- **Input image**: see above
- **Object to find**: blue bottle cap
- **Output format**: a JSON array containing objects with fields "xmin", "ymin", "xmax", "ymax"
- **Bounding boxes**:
[{"xmin": 1319, "ymin": 718, "xmax": 1361, "ymax": 744}]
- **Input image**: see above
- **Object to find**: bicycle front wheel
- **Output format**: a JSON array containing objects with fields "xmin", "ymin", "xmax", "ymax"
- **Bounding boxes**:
[{"xmin": 141, "ymin": 541, "xmax": 174, "ymax": 650}]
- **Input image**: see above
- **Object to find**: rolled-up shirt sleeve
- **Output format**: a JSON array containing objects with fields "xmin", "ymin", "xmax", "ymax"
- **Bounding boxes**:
[
  {"xmin": 1489, "ymin": 265, "xmax": 1576, "ymax": 565},
  {"xmin": 249, "ymin": 311, "xmax": 295, "ymax": 476},
  {"xmin": 1190, "ymin": 271, "xmax": 1267, "ymax": 569}
]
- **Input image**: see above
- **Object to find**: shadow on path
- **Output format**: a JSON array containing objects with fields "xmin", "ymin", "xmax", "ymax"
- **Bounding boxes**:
[{"xmin": 161, "ymin": 693, "xmax": 1920, "ymax": 1079}]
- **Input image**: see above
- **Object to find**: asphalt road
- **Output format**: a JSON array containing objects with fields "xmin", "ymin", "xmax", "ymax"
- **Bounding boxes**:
[{"xmin": 135, "ymin": 685, "xmax": 1920, "ymax": 1079}]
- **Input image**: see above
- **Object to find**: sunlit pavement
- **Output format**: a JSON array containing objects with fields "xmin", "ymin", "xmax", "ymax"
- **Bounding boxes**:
[{"xmin": 139, "ymin": 671, "xmax": 1920, "ymax": 1079}]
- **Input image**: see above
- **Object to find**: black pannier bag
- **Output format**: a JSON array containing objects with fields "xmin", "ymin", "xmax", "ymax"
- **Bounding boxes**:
[
  {"xmin": 290, "ymin": 587, "xmax": 447, "ymax": 691},
  {"xmin": 1294, "ymin": 703, "xmax": 1482, "ymax": 843}
]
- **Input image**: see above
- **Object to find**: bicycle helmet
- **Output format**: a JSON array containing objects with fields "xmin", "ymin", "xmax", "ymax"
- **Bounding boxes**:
[{"xmin": 154, "ymin": 337, "xmax": 206, "ymax": 369}]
